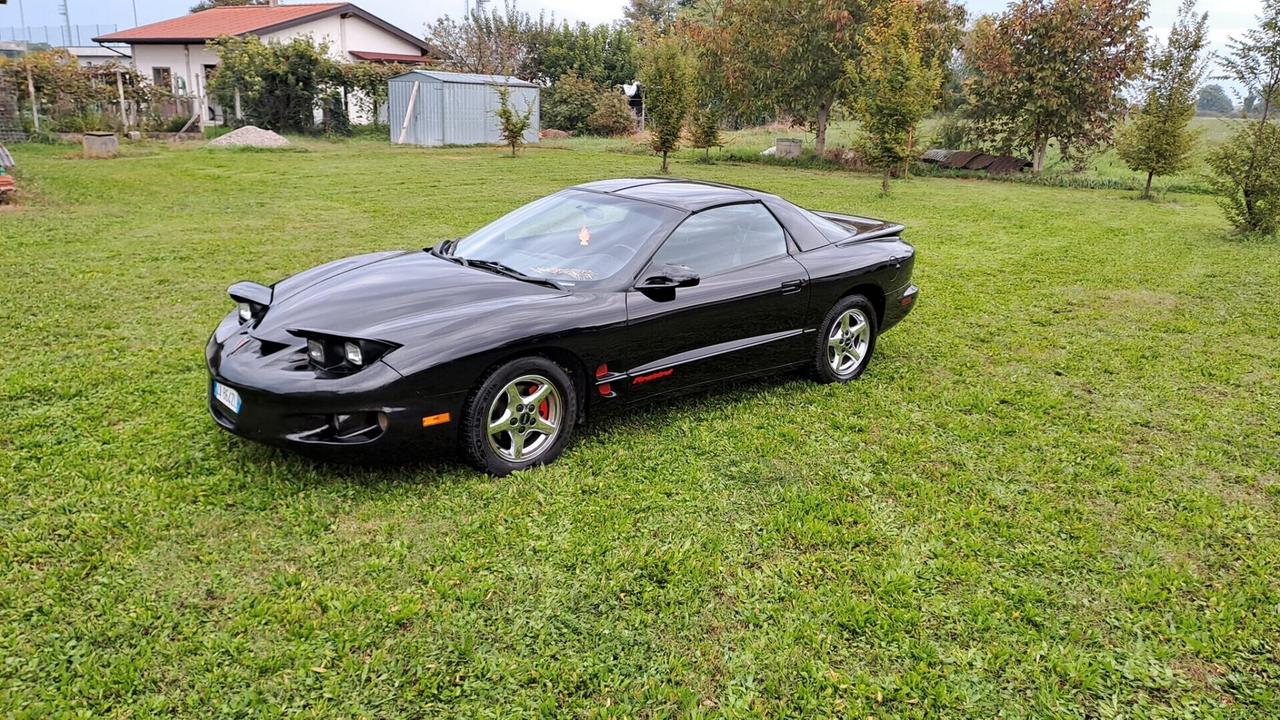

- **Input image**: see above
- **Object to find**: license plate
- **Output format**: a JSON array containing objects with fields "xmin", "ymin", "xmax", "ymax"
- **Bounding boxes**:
[{"xmin": 213, "ymin": 382, "xmax": 242, "ymax": 414}]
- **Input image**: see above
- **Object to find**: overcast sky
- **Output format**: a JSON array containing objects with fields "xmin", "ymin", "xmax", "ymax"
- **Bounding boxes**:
[{"xmin": 0, "ymin": 0, "xmax": 1263, "ymax": 60}]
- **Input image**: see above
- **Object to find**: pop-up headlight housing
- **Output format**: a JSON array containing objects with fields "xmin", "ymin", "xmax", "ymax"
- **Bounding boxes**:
[
  {"xmin": 228, "ymin": 280, "xmax": 273, "ymax": 325},
  {"xmin": 290, "ymin": 330, "xmax": 398, "ymax": 375}
]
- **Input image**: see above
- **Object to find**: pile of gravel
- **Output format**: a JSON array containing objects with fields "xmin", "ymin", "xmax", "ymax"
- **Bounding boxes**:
[{"xmin": 207, "ymin": 126, "xmax": 290, "ymax": 149}]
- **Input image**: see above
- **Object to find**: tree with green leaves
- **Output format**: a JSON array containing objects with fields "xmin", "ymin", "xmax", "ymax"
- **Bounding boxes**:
[
  {"xmin": 1116, "ymin": 0, "xmax": 1209, "ymax": 199},
  {"xmin": 1196, "ymin": 84, "xmax": 1234, "ymax": 115},
  {"xmin": 533, "ymin": 21, "xmax": 638, "ymax": 87},
  {"xmin": 964, "ymin": 0, "xmax": 1148, "ymax": 173},
  {"xmin": 688, "ymin": 106, "xmax": 721, "ymax": 162},
  {"xmin": 717, "ymin": 0, "xmax": 859, "ymax": 157},
  {"xmin": 427, "ymin": 1, "xmax": 538, "ymax": 77},
  {"xmin": 683, "ymin": 3, "xmax": 728, "ymax": 162},
  {"xmin": 716, "ymin": 0, "xmax": 962, "ymax": 158},
  {"xmin": 542, "ymin": 71, "xmax": 600, "ymax": 133},
  {"xmin": 851, "ymin": 0, "xmax": 943, "ymax": 194},
  {"xmin": 639, "ymin": 37, "xmax": 688, "ymax": 173},
  {"xmin": 332, "ymin": 62, "xmax": 411, "ymax": 129},
  {"xmin": 1208, "ymin": 0, "xmax": 1280, "ymax": 236},
  {"xmin": 624, "ymin": 0, "xmax": 696, "ymax": 31},
  {"xmin": 190, "ymin": 0, "xmax": 266, "ymax": 12},
  {"xmin": 207, "ymin": 36, "xmax": 339, "ymax": 133},
  {"xmin": 493, "ymin": 85, "xmax": 534, "ymax": 156}
]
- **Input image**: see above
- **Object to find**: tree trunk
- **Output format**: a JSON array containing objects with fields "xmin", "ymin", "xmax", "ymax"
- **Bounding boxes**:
[
  {"xmin": 1143, "ymin": 171, "xmax": 1153, "ymax": 199},
  {"xmin": 1032, "ymin": 136, "xmax": 1048, "ymax": 174},
  {"xmin": 881, "ymin": 168, "xmax": 891, "ymax": 196},
  {"xmin": 814, "ymin": 100, "xmax": 831, "ymax": 157},
  {"xmin": 661, "ymin": 150, "xmax": 669, "ymax": 174}
]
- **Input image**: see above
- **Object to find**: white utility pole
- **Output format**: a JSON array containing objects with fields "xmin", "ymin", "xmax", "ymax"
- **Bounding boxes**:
[{"xmin": 58, "ymin": 0, "xmax": 73, "ymax": 46}]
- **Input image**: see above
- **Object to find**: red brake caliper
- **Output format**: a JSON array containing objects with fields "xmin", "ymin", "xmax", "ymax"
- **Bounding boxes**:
[{"xmin": 527, "ymin": 383, "xmax": 549, "ymax": 418}]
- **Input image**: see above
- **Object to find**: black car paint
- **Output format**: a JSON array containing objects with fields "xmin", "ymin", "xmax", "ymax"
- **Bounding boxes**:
[{"xmin": 206, "ymin": 179, "xmax": 917, "ymax": 454}]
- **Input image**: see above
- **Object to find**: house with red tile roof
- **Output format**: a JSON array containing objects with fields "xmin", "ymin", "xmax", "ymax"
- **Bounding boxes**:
[{"xmin": 94, "ymin": 2, "xmax": 434, "ymax": 126}]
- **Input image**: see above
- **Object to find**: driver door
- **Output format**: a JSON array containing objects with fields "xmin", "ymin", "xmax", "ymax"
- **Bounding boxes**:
[{"xmin": 624, "ymin": 202, "xmax": 810, "ymax": 400}]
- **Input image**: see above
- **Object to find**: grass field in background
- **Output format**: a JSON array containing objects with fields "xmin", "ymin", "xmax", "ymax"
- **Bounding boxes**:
[
  {"xmin": 548, "ymin": 116, "xmax": 1237, "ymax": 195},
  {"xmin": 2, "ymin": 138, "xmax": 1278, "ymax": 718}
]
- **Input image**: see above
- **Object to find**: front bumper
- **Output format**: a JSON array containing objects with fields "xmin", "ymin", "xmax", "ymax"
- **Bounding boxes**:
[{"xmin": 206, "ymin": 320, "xmax": 465, "ymax": 455}]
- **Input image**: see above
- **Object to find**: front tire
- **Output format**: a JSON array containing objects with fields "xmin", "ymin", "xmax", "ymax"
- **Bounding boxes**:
[
  {"xmin": 814, "ymin": 295, "xmax": 878, "ymax": 383},
  {"xmin": 461, "ymin": 356, "xmax": 578, "ymax": 475}
]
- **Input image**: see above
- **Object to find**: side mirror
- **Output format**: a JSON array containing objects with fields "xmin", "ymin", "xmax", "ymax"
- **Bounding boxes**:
[{"xmin": 637, "ymin": 264, "xmax": 701, "ymax": 290}]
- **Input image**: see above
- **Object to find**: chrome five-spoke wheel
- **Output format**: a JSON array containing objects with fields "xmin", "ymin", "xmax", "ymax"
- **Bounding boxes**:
[
  {"xmin": 486, "ymin": 374, "xmax": 563, "ymax": 462},
  {"xmin": 827, "ymin": 308, "xmax": 871, "ymax": 377}
]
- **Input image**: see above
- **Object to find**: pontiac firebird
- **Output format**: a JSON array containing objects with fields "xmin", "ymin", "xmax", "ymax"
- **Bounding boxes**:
[{"xmin": 206, "ymin": 178, "xmax": 918, "ymax": 475}]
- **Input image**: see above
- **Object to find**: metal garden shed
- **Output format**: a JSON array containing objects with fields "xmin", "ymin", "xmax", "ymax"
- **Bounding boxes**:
[{"xmin": 388, "ymin": 70, "xmax": 540, "ymax": 147}]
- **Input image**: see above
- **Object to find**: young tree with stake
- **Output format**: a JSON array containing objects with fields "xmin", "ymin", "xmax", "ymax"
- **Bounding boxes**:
[
  {"xmin": 851, "ymin": 0, "xmax": 943, "ymax": 195},
  {"xmin": 493, "ymin": 85, "xmax": 534, "ymax": 157},
  {"xmin": 1208, "ymin": 0, "xmax": 1280, "ymax": 236},
  {"xmin": 640, "ymin": 37, "xmax": 689, "ymax": 173},
  {"xmin": 1116, "ymin": 0, "xmax": 1210, "ymax": 199}
]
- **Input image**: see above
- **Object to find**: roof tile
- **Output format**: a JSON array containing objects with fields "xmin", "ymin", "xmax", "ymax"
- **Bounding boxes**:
[{"xmin": 94, "ymin": 3, "xmax": 347, "ymax": 43}]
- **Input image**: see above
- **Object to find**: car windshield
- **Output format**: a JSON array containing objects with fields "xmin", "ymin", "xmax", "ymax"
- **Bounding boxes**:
[{"xmin": 449, "ymin": 190, "xmax": 681, "ymax": 284}]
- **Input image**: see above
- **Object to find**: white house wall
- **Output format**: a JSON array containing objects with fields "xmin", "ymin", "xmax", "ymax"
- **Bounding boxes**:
[
  {"xmin": 132, "ymin": 43, "xmax": 220, "ymax": 122},
  {"xmin": 263, "ymin": 14, "xmax": 422, "ymax": 60},
  {"xmin": 132, "ymin": 14, "xmax": 423, "ymax": 127}
]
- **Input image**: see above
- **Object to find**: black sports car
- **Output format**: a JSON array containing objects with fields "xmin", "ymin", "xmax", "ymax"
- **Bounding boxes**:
[{"xmin": 207, "ymin": 178, "xmax": 918, "ymax": 474}]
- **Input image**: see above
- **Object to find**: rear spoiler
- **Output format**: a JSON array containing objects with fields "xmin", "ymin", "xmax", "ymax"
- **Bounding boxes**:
[{"xmin": 812, "ymin": 211, "xmax": 905, "ymax": 244}]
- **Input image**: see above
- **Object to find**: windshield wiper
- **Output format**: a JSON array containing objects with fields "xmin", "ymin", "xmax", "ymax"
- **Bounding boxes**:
[
  {"xmin": 465, "ymin": 259, "xmax": 563, "ymax": 291},
  {"xmin": 429, "ymin": 240, "xmax": 465, "ymax": 264}
]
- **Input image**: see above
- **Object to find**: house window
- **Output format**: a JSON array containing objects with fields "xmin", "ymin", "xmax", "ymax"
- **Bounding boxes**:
[{"xmin": 152, "ymin": 67, "xmax": 172, "ymax": 91}]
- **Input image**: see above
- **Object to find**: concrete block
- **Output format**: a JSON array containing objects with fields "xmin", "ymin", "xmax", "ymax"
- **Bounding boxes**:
[
  {"xmin": 83, "ymin": 132, "xmax": 119, "ymax": 158},
  {"xmin": 775, "ymin": 138, "xmax": 802, "ymax": 159}
]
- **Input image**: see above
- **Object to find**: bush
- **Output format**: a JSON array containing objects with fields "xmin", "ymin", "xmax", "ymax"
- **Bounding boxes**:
[
  {"xmin": 542, "ymin": 72, "xmax": 600, "ymax": 134},
  {"xmin": 48, "ymin": 110, "xmax": 121, "ymax": 133},
  {"xmin": 930, "ymin": 113, "xmax": 981, "ymax": 150},
  {"xmin": 320, "ymin": 92, "xmax": 351, "ymax": 137},
  {"xmin": 586, "ymin": 92, "xmax": 635, "ymax": 136},
  {"xmin": 1207, "ymin": 121, "xmax": 1280, "ymax": 237},
  {"xmin": 208, "ymin": 36, "xmax": 337, "ymax": 133}
]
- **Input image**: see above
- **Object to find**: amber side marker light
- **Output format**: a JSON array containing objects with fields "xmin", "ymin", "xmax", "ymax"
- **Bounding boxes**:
[{"xmin": 422, "ymin": 413, "xmax": 451, "ymax": 427}]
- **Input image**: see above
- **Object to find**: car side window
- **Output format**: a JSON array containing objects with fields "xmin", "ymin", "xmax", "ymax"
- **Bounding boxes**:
[{"xmin": 646, "ymin": 203, "xmax": 787, "ymax": 278}]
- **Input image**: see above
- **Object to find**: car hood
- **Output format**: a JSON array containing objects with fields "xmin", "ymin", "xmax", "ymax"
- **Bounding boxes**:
[{"xmin": 252, "ymin": 250, "xmax": 568, "ymax": 345}]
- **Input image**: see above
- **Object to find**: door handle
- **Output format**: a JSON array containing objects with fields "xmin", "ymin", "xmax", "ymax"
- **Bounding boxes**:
[{"xmin": 780, "ymin": 279, "xmax": 806, "ymax": 295}]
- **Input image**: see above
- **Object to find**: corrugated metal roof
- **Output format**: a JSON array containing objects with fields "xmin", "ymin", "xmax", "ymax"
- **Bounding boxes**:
[
  {"xmin": 921, "ymin": 148, "xmax": 1032, "ymax": 174},
  {"xmin": 964, "ymin": 154, "xmax": 997, "ymax": 171},
  {"xmin": 988, "ymin": 156, "xmax": 1032, "ymax": 173},
  {"xmin": 943, "ymin": 151, "xmax": 981, "ymax": 169},
  {"xmin": 392, "ymin": 70, "xmax": 538, "ymax": 88},
  {"xmin": 920, "ymin": 148, "xmax": 953, "ymax": 164}
]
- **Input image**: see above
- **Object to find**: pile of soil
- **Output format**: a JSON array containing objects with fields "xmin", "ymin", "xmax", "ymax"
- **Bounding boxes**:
[{"xmin": 207, "ymin": 126, "xmax": 290, "ymax": 148}]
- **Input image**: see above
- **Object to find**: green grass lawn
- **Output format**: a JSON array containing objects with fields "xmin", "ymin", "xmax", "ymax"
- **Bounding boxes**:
[{"xmin": 2, "ymin": 138, "xmax": 1278, "ymax": 718}]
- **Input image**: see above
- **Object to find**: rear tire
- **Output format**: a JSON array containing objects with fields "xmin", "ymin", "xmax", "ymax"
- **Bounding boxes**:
[
  {"xmin": 814, "ymin": 295, "xmax": 878, "ymax": 383},
  {"xmin": 461, "ymin": 356, "xmax": 578, "ymax": 476}
]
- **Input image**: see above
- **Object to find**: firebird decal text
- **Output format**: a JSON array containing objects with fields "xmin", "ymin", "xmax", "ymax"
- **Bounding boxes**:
[{"xmin": 633, "ymin": 368, "xmax": 674, "ymax": 385}]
